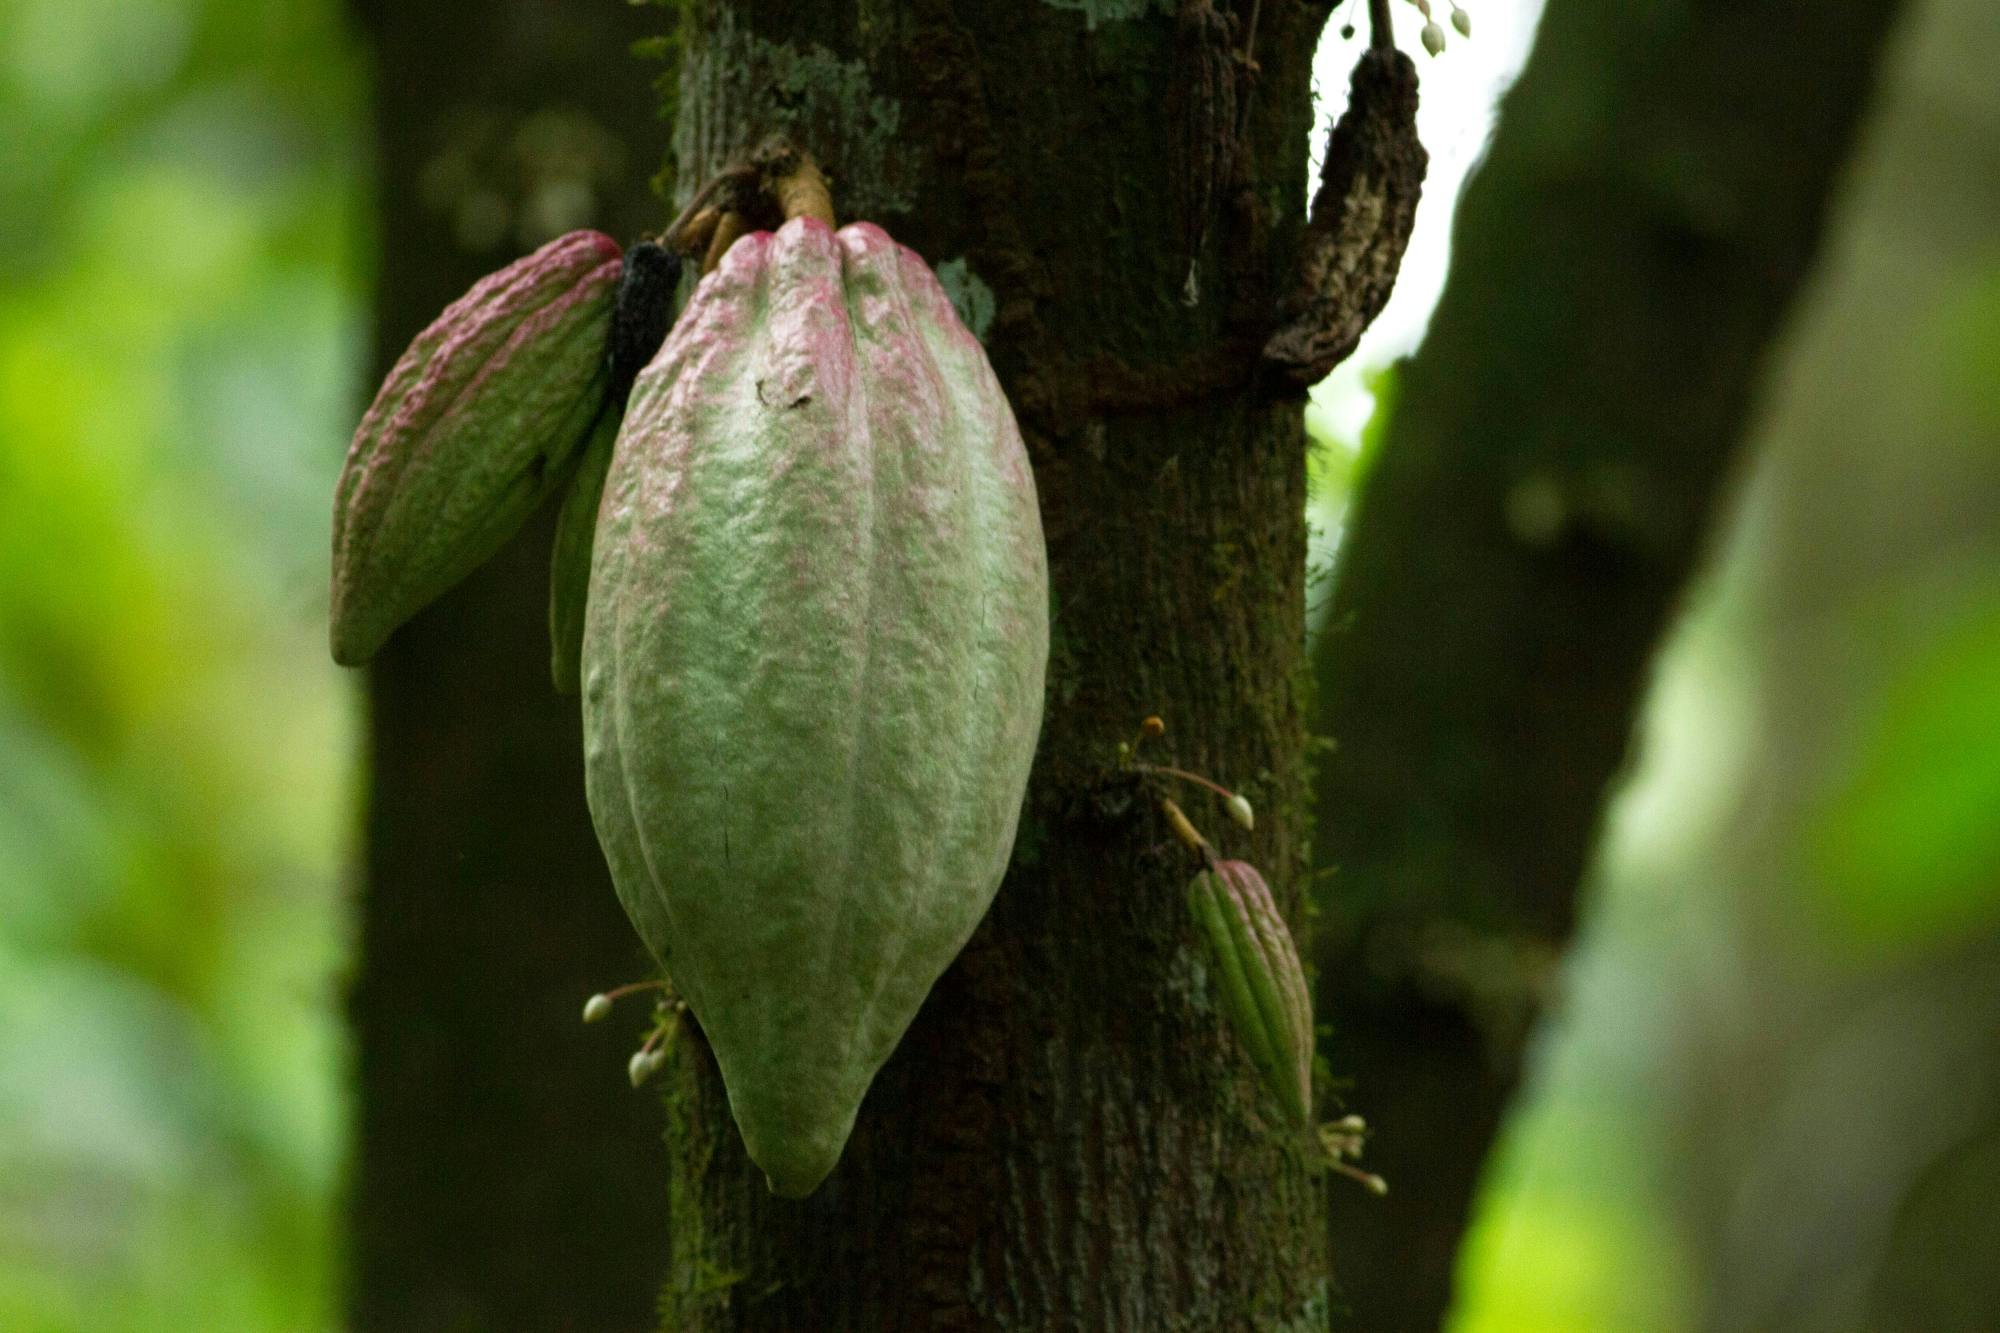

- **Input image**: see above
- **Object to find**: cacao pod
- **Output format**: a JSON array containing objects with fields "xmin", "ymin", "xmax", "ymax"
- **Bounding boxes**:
[
  {"xmin": 330, "ymin": 229, "xmax": 622, "ymax": 665},
  {"xmin": 582, "ymin": 217, "xmax": 1048, "ymax": 1197},
  {"xmin": 1187, "ymin": 858, "xmax": 1313, "ymax": 1124}
]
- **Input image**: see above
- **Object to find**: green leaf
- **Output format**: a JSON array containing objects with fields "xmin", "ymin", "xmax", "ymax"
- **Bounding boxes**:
[{"xmin": 1809, "ymin": 593, "xmax": 2000, "ymax": 955}]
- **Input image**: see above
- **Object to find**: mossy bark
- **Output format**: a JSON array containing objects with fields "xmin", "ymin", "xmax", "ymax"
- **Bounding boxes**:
[
  {"xmin": 1309, "ymin": 1, "xmax": 1912, "ymax": 1327},
  {"xmin": 344, "ymin": 2, "xmax": 672, "ymax": 1329},
  {"xmin": 653, "ymin": 1, "xmax": 1335, "ymax": 1326}
]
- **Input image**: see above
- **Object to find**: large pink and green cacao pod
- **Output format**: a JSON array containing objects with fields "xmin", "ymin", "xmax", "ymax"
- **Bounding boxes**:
[
  {"xmin": 582, "ymin": 217, "xmax": 1048, "ymax": 1197},
  {"xmin": 1187, "ymin": 858, "xmax": 1314, "ymax": 1125},
  {"xmin": 330, "ymin": 229, "xmax": 622, "ymax": 665}
]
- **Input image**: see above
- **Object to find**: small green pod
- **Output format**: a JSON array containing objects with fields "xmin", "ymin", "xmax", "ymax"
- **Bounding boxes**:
[{"xmin": 1187, "ymin": 859, "xmax": 1313, "ymax": 1124}]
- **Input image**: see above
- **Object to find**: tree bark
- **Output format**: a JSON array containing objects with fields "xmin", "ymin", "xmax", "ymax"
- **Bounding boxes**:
[
  {"xmin": 1309, "ymin": 2, "xmax": 1911, "ymax": 1328},
  {"xmin": 344, "ymin": 3, "xmax": 673, "ymax": 1328},
  {"xmin": 652, "ymin": 0, "xmax": 1339, "ymax": 1326}
]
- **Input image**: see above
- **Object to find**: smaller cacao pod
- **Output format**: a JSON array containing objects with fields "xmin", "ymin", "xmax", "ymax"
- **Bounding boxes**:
[
  {"xmin": 1187, "ymin": 858, "xmax": 1313, "ymax": 1124},
  {"xmin": 330, "ymin": 229, "xmax": 623, "ymax": 665}
]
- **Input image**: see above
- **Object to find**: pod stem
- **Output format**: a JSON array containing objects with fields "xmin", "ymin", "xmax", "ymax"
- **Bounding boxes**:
[
  {"xmin": 1368, "ymin": 0, "xmax": 1395, "ymax": 51},
  {"xmin": 600, "ymin": 979, "xmax": 668, "ymax": 1004},
  {"xmin": 1135, "ymin": 763, "xmax": 1238, "ymax": 804},
  {"xmin": 667, "ymin": 137, "xmax": 837, "ymax": 275},
  {"xmin": 753, "ymin": 136, "xmax": 836, "ymax": 226},
  {"xmin": 702, "ymin": 211, "xmax": 747, "ymax": 274},
  {"xmin": 661, "ymin": 165, "xmax": 756, "ymax": 254},
  {"xmin": 774, "ymin": 158, "xmax": 834, "ymax": 226},
  {"xmin": 1159, "ymin": 796, "xmax": 1213, "ymax": 859}
]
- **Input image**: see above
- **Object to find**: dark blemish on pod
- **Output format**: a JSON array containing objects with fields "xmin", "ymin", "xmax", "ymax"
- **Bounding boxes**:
[{"xmin": 608, "ymin": 242, "xmax": 683, "ymax": 407}]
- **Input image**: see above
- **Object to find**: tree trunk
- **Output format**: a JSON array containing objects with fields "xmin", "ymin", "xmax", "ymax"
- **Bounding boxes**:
[
  {"xmin": 344, "ymin": 3, "xmax": 673, "ymax": 1328},
  {"xmin": 652, "ymin": 1, "xmax": 1339, "ymax": 1326},
  {"xmin": 1309, "ymin": 2, "xmax": 1910, "ymax": 1327}
]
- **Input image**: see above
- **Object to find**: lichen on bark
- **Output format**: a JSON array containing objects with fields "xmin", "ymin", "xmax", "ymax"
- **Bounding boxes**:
[{"xmin": 671, "ymin": 5, "xmax": 914, "ymax": 219}]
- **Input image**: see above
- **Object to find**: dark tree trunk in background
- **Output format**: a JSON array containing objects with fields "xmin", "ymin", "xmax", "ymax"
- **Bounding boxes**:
[
  {"xmin": 1310, "ymin": 2, "xmax": 1910, "ymax": 1327},
  {"xmin": 653, "ymin": 0, "xmax": 1338, "ymax": 1327},
  {"xmin": 344, "ymin": 3, "xmax": 671, "ymax": 1328}
]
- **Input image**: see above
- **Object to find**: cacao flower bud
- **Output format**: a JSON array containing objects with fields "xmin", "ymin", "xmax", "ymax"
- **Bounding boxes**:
[
  {"xmin": 583, "ymin": 217, "xmax": 1049, "ymax": 1197},
  {"xmin": 1187, "ymin": 858, "xmax": 1313, "ymax": 1124},
  {"xmin": 1227, "ymin": 792, "xmax": 1256, "ymax": 832},
  {"xmin": 330, "ymin": 230, "xmax": 623, "ymax": 665},
  {"xmin": 627, "ymin": 1047, "xmax": 665, "ymax": 1088}
]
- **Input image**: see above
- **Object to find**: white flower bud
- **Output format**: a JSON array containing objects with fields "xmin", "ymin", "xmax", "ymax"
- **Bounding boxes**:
[
  {"xmin": 1227, "ymin": 793, "xmax": 1255, "ymax": 832},
  {"xmin": 583, "ymin": 993, "xmax": 614, "ymax": 1023},
  {"xmin": 1452, "ymin": 6, "xmax": 1471, "ymax": 37},
  {"xmin": 1421, "ymin": 21, "xmax": 1446, "ymax": 56},
  {"xmin": 628, "ymin": 1049, "xmax": 658, "ymax": 1088}
]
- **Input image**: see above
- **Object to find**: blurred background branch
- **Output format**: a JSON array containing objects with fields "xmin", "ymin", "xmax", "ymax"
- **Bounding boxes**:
[
  {"xmin": 1311, "ymin": 0, "xmax": 1912, "ymax": 1325},
  {"xmin": 1449, "ymin": 5, "xmax": 2000, "ymax": 1328}
]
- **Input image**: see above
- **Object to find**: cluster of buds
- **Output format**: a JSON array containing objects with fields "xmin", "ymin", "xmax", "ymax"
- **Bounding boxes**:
[
  {"xmin": 1405, "ymin": 0, "xmax": 1472, "ymax": 55},
  {"xmin": 579, "ymin": 978, "xmax": 686, "ymax": 1088},
  {"xmin": 1319, "ymin": 1113, "xmax": 1389, "ymax": 1196}
]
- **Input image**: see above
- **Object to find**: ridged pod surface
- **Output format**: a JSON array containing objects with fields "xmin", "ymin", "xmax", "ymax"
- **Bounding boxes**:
[
  {"xmin": 331, "ymin": 229, "xmax": 622, "ymax": 665},
  {"xmin": 582, "ymin": 217, "xmax": 1048, "ymax": 1197},
  {"xmin": 1187, "ymin": 859, "xmax": 1313, "ymax": 1124}
]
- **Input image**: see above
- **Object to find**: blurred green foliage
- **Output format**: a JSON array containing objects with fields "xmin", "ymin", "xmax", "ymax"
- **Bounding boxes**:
[
  {"xmin": 1451, "ymin": 5, "xmax": 2000, "ymax": 1329},
  {"xmin": 0, "ymin": 0, "xmax": 363, "ymax": 1329},
  {"xmin": 1811, "ymin": 591, "xmax": 2000, "ymax": 957}
]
